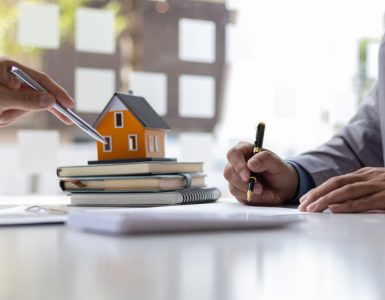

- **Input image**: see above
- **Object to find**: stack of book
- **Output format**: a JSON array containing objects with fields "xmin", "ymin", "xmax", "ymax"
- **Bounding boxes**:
[{"xmin": 57, "ymin": 161, "xmax": 221, "ymax": 206}]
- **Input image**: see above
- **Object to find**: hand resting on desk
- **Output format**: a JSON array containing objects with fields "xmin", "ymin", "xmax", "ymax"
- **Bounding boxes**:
[
  {"xmin": 223, "ymin": 142, "xmax": 299, "ymax": 206},
  {"xmin": 298, "ymin": 167, "xmax": 385, "ymax": 213}
]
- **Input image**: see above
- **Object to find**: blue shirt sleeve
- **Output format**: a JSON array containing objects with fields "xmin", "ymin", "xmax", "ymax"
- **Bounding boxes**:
[{"xmin": 286, "ymin": 161, "xmax": 315, "ymax": 204}]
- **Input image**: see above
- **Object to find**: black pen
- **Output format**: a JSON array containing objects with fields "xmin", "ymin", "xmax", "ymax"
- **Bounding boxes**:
[{"xmin": 247, "ymin": 122, "xmax": 265, "ymax": 201}]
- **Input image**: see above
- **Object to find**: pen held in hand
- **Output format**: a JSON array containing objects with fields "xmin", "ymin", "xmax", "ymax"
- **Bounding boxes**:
[
  {"xmin": 8, "ymin": 66, "xmax": 107, "ymax": 145},
  {"xmin": 247, "ymin": 122, "xmax": 265, "ymax": 201}
]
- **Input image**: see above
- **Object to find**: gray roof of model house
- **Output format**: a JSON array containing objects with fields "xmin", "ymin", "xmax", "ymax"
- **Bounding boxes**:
[{"xmin": 93, "ymin": 92, "xmax": 170, "ymax": 130}]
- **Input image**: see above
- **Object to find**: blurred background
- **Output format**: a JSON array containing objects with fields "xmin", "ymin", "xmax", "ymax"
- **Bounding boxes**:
[{"xmin": 0, "ymin": 0, "xmax": 384, "ymax": 195}]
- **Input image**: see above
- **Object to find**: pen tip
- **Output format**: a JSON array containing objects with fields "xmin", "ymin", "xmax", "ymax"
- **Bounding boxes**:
[{"xmin": 247, "ymin": 191, "xmax": 253, "ymax": 202}]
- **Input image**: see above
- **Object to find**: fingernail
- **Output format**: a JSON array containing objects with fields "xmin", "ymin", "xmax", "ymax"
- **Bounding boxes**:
[
  {"xmin": 40, "ymin": 95, "xmax": 53, "ymax": 108},
  {"xmin": 240, "ymin": 171, "xmax": 249, "ymax": 182},
  {"xmin": 328, "ymin": 204, "xmax": 339, "ymax": 213},
  {"xmin": 307, "ymin": 203, "xmax": 317, "ymax": 211}
]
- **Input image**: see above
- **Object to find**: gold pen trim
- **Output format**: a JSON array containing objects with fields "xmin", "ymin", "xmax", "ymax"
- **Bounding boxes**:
[
  {"xmin": 253, "ymin": 147, "xmax": 262, "ymax": 154},
  {"xmin": 247, "ymin": 191, "xmax": 253, "ymax": 202}
]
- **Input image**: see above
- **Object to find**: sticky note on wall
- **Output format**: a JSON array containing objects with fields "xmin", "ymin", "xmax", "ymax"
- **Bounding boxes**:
[
  {"xmin": 17, "ymin": 3, "xmax": 60, "ymax": 49},
  {"xmin": 179, "ymin": 18, "xmax": 216, "ymax": 63},
  {"xmin": 129, "ymin": 72, "xmax": 168, "ymax": 116},
  {"xmin": 75, "ymin": 68, "xmax": 116, "ymax": 113},
  {"xmin": 179, "ymin": 75, "xmax": 216, "ymax": 118},
  {"xmin": 75, "ymin": 7, "xmax": 116, "ymax": 54},
  {"xmin": 17, "ymin": 130, "xmax": 59, "ymax": 174}
]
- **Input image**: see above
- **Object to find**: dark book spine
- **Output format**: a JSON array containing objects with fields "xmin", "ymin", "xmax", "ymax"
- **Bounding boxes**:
[{"xmin": 179, "ymin": 188, "xmax": 221, "ymax": 204}]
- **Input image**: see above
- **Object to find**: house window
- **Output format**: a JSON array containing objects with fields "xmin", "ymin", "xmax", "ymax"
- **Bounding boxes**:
[
  {"xmin": 155, "ymin": 136, "xmax": 160, "ymax": 152},
  {"xmin": 103, "ymin": 136, "xmax": 112, "ymax": 152},
  {"xmin": 128, "ymin": 134, "xmax": 138, "ymax": 151},
  {"xmin": 114, "ymin": 112, "xmax": 124, "ymax": 128},
  {"xmin": 148, "ymin": 136, "xmax": 154, "ymax": 152}
]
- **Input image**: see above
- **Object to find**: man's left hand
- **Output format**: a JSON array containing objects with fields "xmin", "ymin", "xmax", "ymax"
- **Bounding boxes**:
[{"xmin": 298, "ymin": 167, "xmax": 385, "ymax": 213}]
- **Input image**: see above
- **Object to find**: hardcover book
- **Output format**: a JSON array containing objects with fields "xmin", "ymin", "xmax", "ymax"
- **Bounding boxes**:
[
  {"xmin": 57, "ymin": 161, "xmax": 203, "ymax": 178},
  {"xmin": 60, "ymin": 173, "xmax": 205, "ymax": 192}
]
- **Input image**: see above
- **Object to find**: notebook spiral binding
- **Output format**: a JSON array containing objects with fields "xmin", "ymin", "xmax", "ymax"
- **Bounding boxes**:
[{"xmin": 180, "ymin": 187, "xmax": 221, "ymax": 204}]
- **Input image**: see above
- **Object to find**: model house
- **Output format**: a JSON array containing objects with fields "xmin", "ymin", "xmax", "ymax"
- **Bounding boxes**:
[{"xmin": 93, "ymin": 92, "xmax": 170, "ymax": 162}]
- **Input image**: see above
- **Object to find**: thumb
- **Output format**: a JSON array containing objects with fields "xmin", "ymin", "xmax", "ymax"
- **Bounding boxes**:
[
  {"xmin": 2, "ymin": 90, "xmax": 55, "ymax": 111},
  {"xmin": 247, "ymin": 150, "xmax": 285, "ymax": 175}
]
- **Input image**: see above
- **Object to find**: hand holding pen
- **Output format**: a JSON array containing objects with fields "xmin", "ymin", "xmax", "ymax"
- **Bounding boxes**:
[
  {"xmin": 4, "ymin": 60, "xmax": 106, "ymax": 143},
  {"xmin": 224, "ymin": 125, "xmax": 300, "ymax": 205},
  {"xmin": 0, "ymin": 58, "xmax": 74, "ymax": 127}
]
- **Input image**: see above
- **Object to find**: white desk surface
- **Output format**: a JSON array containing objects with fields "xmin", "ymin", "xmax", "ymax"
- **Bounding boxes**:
[{"xmin": 0, "ymin": 196, "xmax": 384, "ymax": 300}]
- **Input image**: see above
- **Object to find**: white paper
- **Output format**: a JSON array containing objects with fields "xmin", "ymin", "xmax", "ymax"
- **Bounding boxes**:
[
  {"xmin": 0, "ymin": 206, "xmax": 66, "ymax": 225},
  {"xmin": 179, "ymin": 18, "xmax": 216, "ymax": 63},
  {"xmin": 179, "ymin": 75, "xmax": 215, "ymax": 118},
  {"xmin": 129, "ymin": 72, "xmax": 168, "ymax": 116},
  {"xmin": 68, "ymin": 202, "xmax": 301, "ymax": 234},
  {"xmin": 17, "ymin": 130, "xmax": 59, "ymax": 174},
  {"xmin": 75, "ymin": 7, "xmax": 115, "ymax": 54},
  {"xmin": 17, "ymin": 3, "xmax": 60, "ymax": 49},
  {"xmin": 75, "ymin": 67, "xmax": 116, "ymax": 113}
]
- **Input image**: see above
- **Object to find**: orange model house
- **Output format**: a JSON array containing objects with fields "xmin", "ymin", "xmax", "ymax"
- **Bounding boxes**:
[{"xmin": 92, "ymin": 92, "xmax": 170, "ymax": 162}]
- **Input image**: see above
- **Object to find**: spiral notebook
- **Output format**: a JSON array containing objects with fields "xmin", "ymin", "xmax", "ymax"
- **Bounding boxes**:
[{"xmin": 69, "ymin": 187, "xmax": 221, "ymax": 207}]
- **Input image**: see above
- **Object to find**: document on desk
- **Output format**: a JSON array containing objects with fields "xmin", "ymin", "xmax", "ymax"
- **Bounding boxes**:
[
  {"xmin": 0, "ymin": 206, "xmax": 67, "ymax": 226},
  {"xmin": 67, "ymin": 202, "xmax": 302, "ymax": 234}
]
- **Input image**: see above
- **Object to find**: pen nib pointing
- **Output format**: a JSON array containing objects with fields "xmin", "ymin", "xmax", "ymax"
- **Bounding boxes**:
[{"xmin": 247, "ymin": 191, "xmax": 253, "ymax": 202}]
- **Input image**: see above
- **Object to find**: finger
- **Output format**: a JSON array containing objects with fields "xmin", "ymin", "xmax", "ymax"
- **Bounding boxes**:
[
  {"xmin": 223, "ymin": 164, "xmax": 248, "ymax": 192},
  {"xmin": 19, "ymin": 66, "xmax": 74, "ymax": 109},
  {"xmin": 3, "ymin": 61, "xmax": 74, "ymax": 109},
  {"xmin": 329, "ymin": 191, "xmax": 385, "ymax": 213},
  {"xmin": 0, "ymin": 88, "xmax": 54, "ymax": 111},
  {"xmin": 0, "ymin": 59, "xmax": 22, "ymax": 89},
  {"xmin": 226, "ymin": 142, "xmax": 253, "ymax": 182},
  {"xmin": 224, "ymin": 163, "xmax": 263, "ymax": 195},
  {"xmin": 0, "ymin": 109, "xmax": 28, "ymax": 126},
  {"xmin": 299, "ymin": 173, "xmax": 364, "ymax": 210},
  {"xmin": 305, "ymin": 181, "xmax": 385, "ymax": 212},
  {"xmin": 298, "ymin": 188, "xmax": 316, "ymax": 212},
  {"xmin": 247, "ymin": 150, "xmax": 285, "ymax": 175},
  {"xmin": 49, "ymin": 108, "xmax": 73, "ymax": 125},
  {"xmin": 250, "ymin": 189, "xmax": 281, "ymax": 206},
  {"xmin": 229, "ymin": 183, "xmax": 281, "ymax": 206}
]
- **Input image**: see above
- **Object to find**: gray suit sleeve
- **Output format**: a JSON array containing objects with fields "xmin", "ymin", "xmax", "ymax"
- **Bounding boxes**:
[{"xmin": 290, "ymin": 83, "xmax": 383, "ymax": 186}]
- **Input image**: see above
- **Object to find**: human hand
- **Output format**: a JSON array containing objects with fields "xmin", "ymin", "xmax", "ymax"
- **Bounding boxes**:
[
  {"xmin": 223, "ymin": 142, "xmax": 299, "ymax": 205},
  {"xmin": 298, "ymin": 167, "xmax": 385, "ymax": 213},
  {"xmin": 0, "ymin": 58, "xmax": 74, "ymax": 127}
]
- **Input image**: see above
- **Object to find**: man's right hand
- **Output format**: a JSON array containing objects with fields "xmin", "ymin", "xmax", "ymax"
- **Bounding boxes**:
[{"xmin": 223, "ymin": 142, "xmax": 299, "ymax": 205}]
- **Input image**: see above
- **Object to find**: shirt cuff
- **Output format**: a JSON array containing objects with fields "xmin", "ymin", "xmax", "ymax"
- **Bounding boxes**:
[{"xmin": 286, "ymin": 161, "xmax": 315, "ymax": 204}]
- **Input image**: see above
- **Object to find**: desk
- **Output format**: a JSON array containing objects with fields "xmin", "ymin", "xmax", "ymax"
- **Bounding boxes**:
[{"xmin": 0, "ymin": 198, "xmax": 384, "ymax": 300}]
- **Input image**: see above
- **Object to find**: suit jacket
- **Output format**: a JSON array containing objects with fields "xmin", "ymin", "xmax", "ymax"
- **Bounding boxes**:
[{"xmin": 291, "ymin": 34, "xmax": 385, "ymax": 186}]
